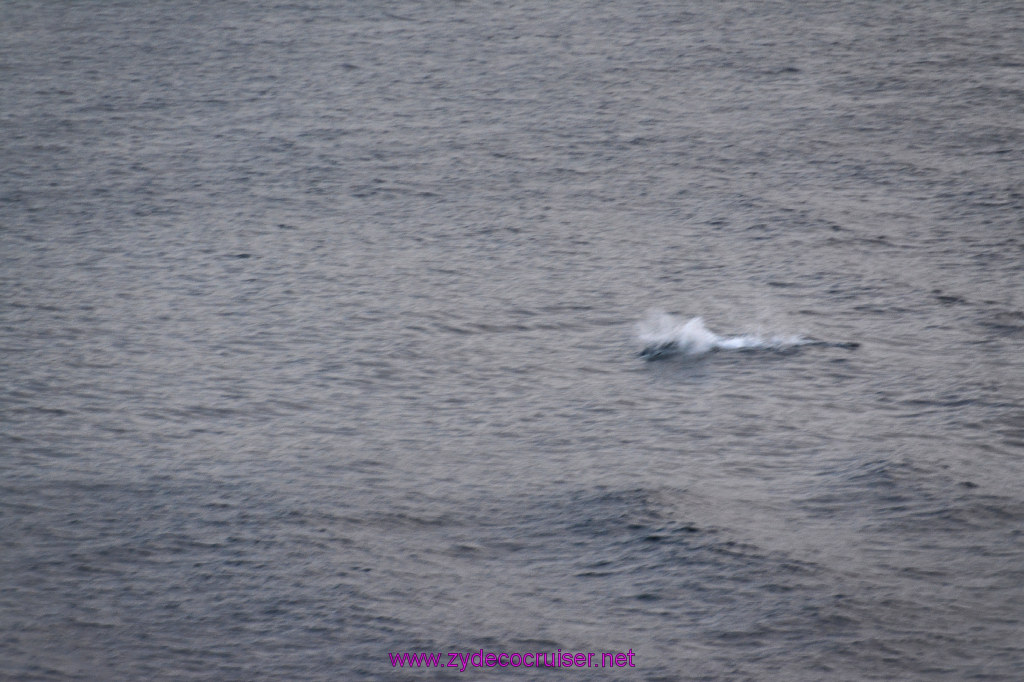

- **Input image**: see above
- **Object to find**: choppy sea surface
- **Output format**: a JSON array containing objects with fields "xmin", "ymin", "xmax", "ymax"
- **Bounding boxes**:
[{"xmin": 2, "ymin": 1, "xmax": 1022, "ymax": 679}]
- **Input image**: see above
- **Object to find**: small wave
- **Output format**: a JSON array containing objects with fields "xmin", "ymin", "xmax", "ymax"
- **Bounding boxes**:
[{"xmin": 636, "ymin": 312, "xmax": 852, "ymax": 360}]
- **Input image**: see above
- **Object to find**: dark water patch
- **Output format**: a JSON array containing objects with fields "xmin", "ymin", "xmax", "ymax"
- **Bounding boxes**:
[
  {"xmin": 932, "ymin": 290, "xmax": 969, "ymax": 305},
  {"xmin": 981, "ymin": 309, "xmax": 1024, "ymax": 335}
]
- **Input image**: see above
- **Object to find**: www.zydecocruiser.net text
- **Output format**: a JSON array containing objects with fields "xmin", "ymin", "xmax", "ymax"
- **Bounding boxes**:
[{"xmin": 389, "ymin": 649, "xmax": 637, "ymax": 671}]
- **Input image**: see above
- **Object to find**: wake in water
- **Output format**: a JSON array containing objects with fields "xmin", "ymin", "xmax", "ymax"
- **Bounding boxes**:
[{"xmin": 636, "ymin": 312, "xmax": 858, "ymax": 360}]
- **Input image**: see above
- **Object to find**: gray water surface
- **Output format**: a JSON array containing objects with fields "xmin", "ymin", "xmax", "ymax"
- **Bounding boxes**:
[{"xmin": 2, "ymin": 1, "xmax": 1023, "ymax": 679}]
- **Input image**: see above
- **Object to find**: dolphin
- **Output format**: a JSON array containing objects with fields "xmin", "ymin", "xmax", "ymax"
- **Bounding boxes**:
[
  {"xmin": 635, "ymin": 314, "xmax": 859, "ymax": 361},
  {"xmin": 639, "ymin": 337, "xmax": 860, "ymax": 360}
]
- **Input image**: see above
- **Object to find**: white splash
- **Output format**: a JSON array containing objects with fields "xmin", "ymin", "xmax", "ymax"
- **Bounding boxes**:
[{"xmin": 636, "ymin": 312, "xmax": 811, "ymax": 359}]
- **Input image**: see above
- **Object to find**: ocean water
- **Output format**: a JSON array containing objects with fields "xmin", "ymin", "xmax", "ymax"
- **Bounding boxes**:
[{"xmin": 2, "ymin": 1, "xmax": 1022, "ymax": 679}]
